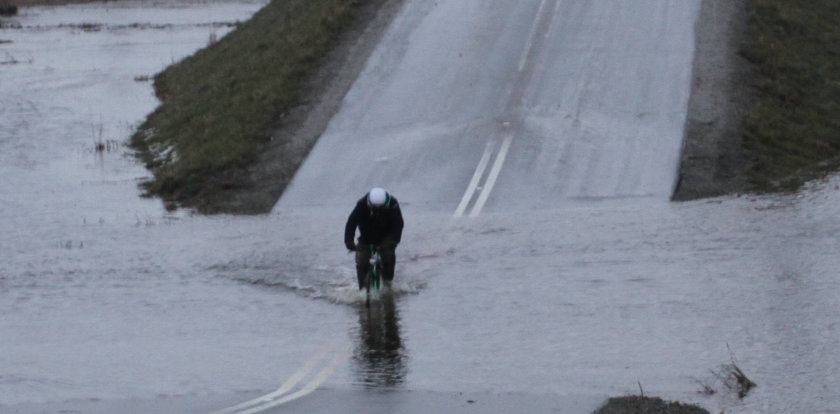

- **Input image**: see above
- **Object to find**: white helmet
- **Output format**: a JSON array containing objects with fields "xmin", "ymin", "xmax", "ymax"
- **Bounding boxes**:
[{"xmin": 367, "ymin": 187, "xmax": 389, "ymax": 207}]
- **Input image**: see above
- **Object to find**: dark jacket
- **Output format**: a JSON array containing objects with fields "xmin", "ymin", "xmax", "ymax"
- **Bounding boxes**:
[{"xmin": 345, "ymin": 193, "xmax": 404, "ymax": 247}]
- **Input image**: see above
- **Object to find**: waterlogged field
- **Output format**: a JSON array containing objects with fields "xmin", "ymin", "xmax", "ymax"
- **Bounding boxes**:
[{"xmin": 1, "ymin": 2, "xmax": 839, "ymax": 414}]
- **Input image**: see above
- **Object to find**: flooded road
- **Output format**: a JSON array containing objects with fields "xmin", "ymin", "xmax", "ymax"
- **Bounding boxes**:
[{"xmin": 2, "ymin": 2, "xmax": 839, "ymax": 414}]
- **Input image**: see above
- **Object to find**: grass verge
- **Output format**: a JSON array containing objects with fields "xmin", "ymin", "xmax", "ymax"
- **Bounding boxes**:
[
  {"xmin": 130, "ymin": 0, "xmax": 363, "ymax": 209},
  {"xmin": 593, "ymin": 396, "xmax": 709, "ymax": 414},
  {"xmin": 741, "ymin": 0, "xmax": 840, "ymax": 191}
]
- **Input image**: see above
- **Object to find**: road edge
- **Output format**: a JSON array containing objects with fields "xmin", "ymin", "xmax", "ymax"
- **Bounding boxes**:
[
  {"xmin": 672, "ymin": 0, "xmax": 753, "ymax": 201},
  {"xmin": 198, "ymin": 0, "xmax": 408, "ymax": 214}
]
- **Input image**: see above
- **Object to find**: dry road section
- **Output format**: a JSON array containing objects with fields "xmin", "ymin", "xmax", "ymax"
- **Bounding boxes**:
[{"xmin": 275, "ymin": 0, "xmax": 700, "ymax": 215}]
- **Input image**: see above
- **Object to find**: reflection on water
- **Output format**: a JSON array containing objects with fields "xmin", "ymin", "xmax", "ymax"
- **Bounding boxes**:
[{"xmin": 353, "ymin": 293, "xmax": 407, "ymax": 388}]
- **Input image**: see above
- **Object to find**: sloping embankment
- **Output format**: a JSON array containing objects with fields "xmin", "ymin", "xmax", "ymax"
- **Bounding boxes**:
[
  {"xmin": 676, "ymin": 0, "xmax": 840, "ymax": 200},
  {"xmin": 674, "ymin": 0, "xmax": 752, "ymax": 200},
  {"xmin": 130, "ymin": 0, "xmax": 406, "ymax": 213}
]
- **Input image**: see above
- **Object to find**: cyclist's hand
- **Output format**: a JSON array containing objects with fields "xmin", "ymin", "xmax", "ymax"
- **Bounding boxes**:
[{"xmin": 345, "ymin": 242, "xmax": 356, "ymax": 252}]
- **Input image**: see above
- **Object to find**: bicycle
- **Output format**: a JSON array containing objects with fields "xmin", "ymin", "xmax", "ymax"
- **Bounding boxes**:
[{"xmin": 364, "ymin": 246, "xmax": 382, "ymax": 309}]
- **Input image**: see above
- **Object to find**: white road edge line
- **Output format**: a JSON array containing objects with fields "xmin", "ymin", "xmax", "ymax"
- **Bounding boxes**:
[
  {"xmin": 454, "ymin": 141, "xmax": 495, "ymax": 218},
  {"xmin": 209, "ymin": 346, "xmax": 333, "ymax": 414},
  {"xmin": 456, "ymin": 0, "xmax": 548, "ymax": 218},
  {"xmin": 470, "ymin": 134, "xmax": 513, "ymax": 217},
  {"xmin": 518, "ymin": 0, "xmax": 550, "ymax": 72},
  {"xmin": 235, "ymin": 347, "xmax": 351, "ymax": 414}
]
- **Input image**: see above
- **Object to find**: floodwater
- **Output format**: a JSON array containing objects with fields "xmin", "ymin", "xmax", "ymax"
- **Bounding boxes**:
[{"xmin": 1, "ymin": 2, "xmax": 839, "ymax": 414}]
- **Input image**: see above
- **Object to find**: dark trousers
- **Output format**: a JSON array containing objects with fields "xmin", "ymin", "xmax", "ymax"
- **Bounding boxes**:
[{"xmin": 356, "ymin": 239, "xmax": 397, "ymax": 289}]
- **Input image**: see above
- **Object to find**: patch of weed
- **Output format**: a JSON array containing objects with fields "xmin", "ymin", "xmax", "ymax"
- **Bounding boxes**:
[
  {"xmin": 741, "ymin": 0, "xmax": 840, "ymax": 191},
  {"xmin": 593, "ymin": 396, "xmax": 709, "ymax": 414}
]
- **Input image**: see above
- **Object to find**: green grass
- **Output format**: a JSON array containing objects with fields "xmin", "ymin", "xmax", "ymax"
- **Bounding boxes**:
[
  {"xmin": 741, "ymin": 0, "xmax": 840, "ymax": 191},
  {"xmin": 131, "ymin": 0, "xmax": 360, "ymax": 204}
]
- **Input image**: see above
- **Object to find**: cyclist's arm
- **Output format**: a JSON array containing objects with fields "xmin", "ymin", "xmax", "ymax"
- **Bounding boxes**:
[
  {"xmin": 390, "ymin": 200, "xmax": 404, "ymax": 244},
  {"xmin": 345, "ymin": 203, "xmax": 362, "ymax": 249}
]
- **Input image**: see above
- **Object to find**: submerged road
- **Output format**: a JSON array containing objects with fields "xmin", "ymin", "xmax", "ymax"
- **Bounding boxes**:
[
  {"xmin": 276, "ymin": 0, "xmax": 699, "ymax": 215},
  {"xmin": 265, "ymin": 0, "xmax": 701, "ymax": 413},
  {"xmin": 5, "ymin": 2, "xmax": 840, "ymax": 414}
]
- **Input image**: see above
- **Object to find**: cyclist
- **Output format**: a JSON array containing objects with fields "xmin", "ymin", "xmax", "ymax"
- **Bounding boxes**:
[{"xmin": 345, "ymin": 188, "xmax": 404, "ymax": 290}]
